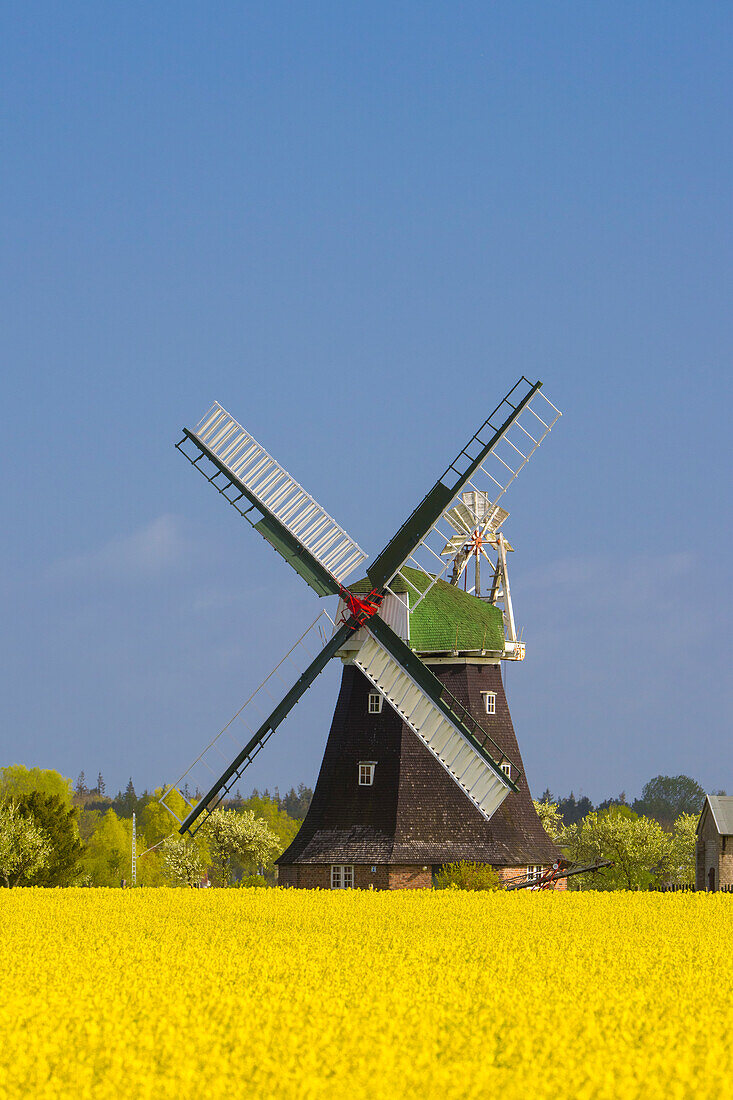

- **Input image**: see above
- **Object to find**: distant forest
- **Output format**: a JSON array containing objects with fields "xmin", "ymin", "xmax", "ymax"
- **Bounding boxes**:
[
  {"xmin": 539, "ymin": 773, "xmax": 726, "ymax": 829},
  {"xmin": 72, "ymin": 770, "xmax": 314, "ymax": 823},
  {"xmin": 74, "ymin": 770, "xmax": 724, "ymax": 831}
]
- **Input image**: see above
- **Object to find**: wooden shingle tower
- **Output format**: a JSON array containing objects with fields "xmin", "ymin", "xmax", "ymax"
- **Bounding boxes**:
[
  {"xmin": 163, "ymin": 378, "xmax": 563, "ymax": 889},
  {"xmin": 277, "ymin": 573, "xmax": 559, "ymax": 888}
]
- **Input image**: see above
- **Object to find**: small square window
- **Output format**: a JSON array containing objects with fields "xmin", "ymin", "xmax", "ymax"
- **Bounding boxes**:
[
  {"xmin": 482, "ymin": 691, "xmax": 496, "ymax": 715},
  {"xmin": 331, "ymin": 865, "xmax": 354, "ymax": 889},
  {"xmin": 501, "ymin": 762, "xmax": 511, "ymax": 779},
  {"xmin": 527, "ymin": 865, "xmax": 543, "ymax": 883},
  {"xmin": 359, "ymin": 762, "xmax": 376, "ymax": 786},
  {"xmin": 368, "ymin": 693, "xmax": 383, "ymax": 714}
]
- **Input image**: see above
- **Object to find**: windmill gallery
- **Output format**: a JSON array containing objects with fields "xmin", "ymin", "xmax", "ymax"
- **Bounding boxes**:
[{"xmin": 162, "ymin": 377, "xmax": 565, "ymax": 890}]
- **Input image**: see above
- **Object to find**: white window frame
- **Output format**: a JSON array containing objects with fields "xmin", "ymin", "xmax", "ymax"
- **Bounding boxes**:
[
  {"xmin": 368, "ymin": 692, "xmax": 383, "ymax": 714},
  {"xmin": 501, "ymin": 762, "xmax": 511, "ymax": 779},
  {"xmin": 482, "ymin": 691, "xmax": 496, "ymax": 715},
  {"xmin": 359, "ymin": 761, "xmax": 376, "ymax": 786},
  {"xmin": 331, "ymin": 864, "xmax": 354, "ymax": 889},
  {"xmin": 527, "ymin": 865, "xmax": 543, "ymax": 883}
]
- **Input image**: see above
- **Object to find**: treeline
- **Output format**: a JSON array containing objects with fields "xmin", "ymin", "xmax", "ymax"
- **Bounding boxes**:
[
  {"xmin": 2, "ymin": 764, "xmax": 719, "ymax": 892},
  {"xmin": 538, "ymin": 774, "xmax": 722, "ymax": 829},
  {"xmin": 72, "ymin": 770, "xmax": 314, "ymax": 822},
  {"xmin": 0, "ymin": 765, "xmax": 313, "ymax": 889},
  {"xmin": 534, "ymin": 773, "xmax": 722, "ymax": 891}
]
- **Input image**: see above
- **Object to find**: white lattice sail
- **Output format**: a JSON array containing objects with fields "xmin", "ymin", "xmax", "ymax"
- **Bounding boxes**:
[
  {"xmin": 352, "ymin": 633, "xmax": 512, "ymax": 822},
  {"xmin": 381, "ymin": 383, "xmax": 561, "ymax": 612},
  {"xmin": 193, "ymin": 403, "xmax": 367, "ymax": 585}
]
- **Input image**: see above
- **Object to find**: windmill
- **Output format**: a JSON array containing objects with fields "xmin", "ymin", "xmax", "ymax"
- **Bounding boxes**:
[{"xmin": 161, "ymin": 376, "xmax": 562, "ymax": 888}]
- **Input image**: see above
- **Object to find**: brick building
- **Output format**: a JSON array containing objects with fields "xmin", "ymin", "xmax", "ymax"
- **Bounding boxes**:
[
  {"xmin": 696, "ymin": 795, "xmax": 733, "ymax": 891},
  {"xmin": 277, "ymin": 574, "xmax": 561, "ymax": 890}
]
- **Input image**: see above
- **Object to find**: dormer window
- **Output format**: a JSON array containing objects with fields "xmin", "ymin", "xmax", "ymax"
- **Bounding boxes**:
[
  {"xmin": 482, "ymin": 691, "xmax": 496, "ymax": 715},
  {"xmin": 359, "ymin": 762, "xmax": 376, "ymax": 786},
  {"xmin": 368, "ymin": 693, "xmax": 383, "ymax": 714},
  {"xmin": 501, "ymin": 762, "xmax": 511, "ymax": 779}
]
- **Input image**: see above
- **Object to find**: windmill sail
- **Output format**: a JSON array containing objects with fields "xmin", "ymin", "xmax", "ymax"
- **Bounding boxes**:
[
  {"xmin": 366, "ymin": 377, "xmax": 560, "ymax": 611},
  {"xmin": 160, "ymin": 614, "xmax": 353, "ymax": 835},
  {"xmin": 165, "ymin": 606, "xmax": 519, "ymax": 835},
  {"xmin": 166, "ymin": 380, "xmax": 559, "ymax": 845},
  {"xmin": 355, "ymin": 617, "xmax": 518, "ymax": 821},
  {"xmin": 177, "ymin": 402, "xmax": 367, "ymax": 596}
]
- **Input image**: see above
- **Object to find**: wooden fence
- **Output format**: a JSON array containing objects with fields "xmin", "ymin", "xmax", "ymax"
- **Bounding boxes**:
[{"xmin": 650, "ymin": 883, "xmax": 733, "ymax": 893}]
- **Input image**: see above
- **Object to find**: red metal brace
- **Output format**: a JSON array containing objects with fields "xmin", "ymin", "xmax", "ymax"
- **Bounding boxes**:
[
  {"xmin": 338, "ymin": 587, "xmax": 384, "ymax": 630},
  {"xmin": 538, "ymin": 860, "xmax": 563, "ymax": 890}
]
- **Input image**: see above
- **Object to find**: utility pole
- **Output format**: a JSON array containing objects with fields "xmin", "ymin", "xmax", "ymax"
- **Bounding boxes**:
[{"xmin": 131, "ymin": 812, "xmax": 137, "ymax": 887}]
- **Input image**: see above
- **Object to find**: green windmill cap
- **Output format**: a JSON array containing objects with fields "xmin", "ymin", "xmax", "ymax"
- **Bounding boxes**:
[{"xmin": 349, "ymin": 567, "xmax": 505, "ymax": 654}]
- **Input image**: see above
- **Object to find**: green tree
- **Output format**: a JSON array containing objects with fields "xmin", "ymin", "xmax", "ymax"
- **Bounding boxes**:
[
  {"xmin": 78, "ymin": 809, "xmax": 170, "ymax": 885},
  {"xmin": 162, "ymin": 836, "xmax": 205, "ymax": 887},
  {"xmin": 0, "ymin": 766, "xmax": 73, "ymax": 809},
  {"xmin": 561, "ymin": 806, "xmax": 670, "ymax": 890},
  {"xmin": 551, "ymin": 791, "xmax": 595, "ymax": 825},
  {"xmin": 279, "ymin": 784, "xmax": 313, "ymax": 820},
  {"xmin": 0, "ymin": 802, "xmax": 52, "ymax": 887},
  {"xmin": 141, "ymin": 786, "xmax": 210, "ymax": 877},
  {"xmin": 434, "ymin": 861, "xmax": 500, "ymax": 891},
  {"xmin": 597, "ymin": 791, "xmax": 628, "ymax": 812},
  {"xmin": 633, "ymin": 775, "xmax": 706, "ymax": 826},
  {"xmin": 77, "ymin": 807, "xmax": 102, "ymax": 842},
  {"xmin": 239, "ymin": 792, "xmax": 299, "ymax": 877},
  {"xmin": 533, "ymin": 799, "xmax": 565, "ymax": 841},
  {"xmin": 115, "ymin": 778, "xmax": 139, "ymax": 818},
  {"xmin": 140, "ymin": 786, "xmax": 190, "ymax": 846},
  {"xmin": 662, "ymin": 813, "xmax": 698, "ymax": 887},
  {"xmin": 14, "ymin": 792, "xmax": 83, "ymax": 886},
  {"xmin": 203, "ymin": 808, "xmax": 279, "ymax": 886}
]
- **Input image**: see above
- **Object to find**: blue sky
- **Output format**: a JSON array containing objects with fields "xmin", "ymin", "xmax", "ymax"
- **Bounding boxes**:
[{"xmin": 1, "ymin": 3, "xmax": 731, "ymax": 802}]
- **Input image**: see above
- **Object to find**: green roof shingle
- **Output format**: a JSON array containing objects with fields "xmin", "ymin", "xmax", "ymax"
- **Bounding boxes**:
[{"xmin": 350, "ymin": 568, "xmax": 505, "ymax": 654}]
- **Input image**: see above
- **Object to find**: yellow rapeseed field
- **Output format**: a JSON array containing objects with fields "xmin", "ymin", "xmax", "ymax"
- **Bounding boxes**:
[{"xmin": 0, "ymin": 890, "xmax": 730, "ymax": 1099}]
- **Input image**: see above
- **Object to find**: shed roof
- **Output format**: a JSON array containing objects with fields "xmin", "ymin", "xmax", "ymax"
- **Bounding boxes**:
[
  {"xmin": 700, "ymin": 795, "xmax": 733, "ymax": 836},
  {"xmin": 350, "ymin": 568, "xmax": 505, "ymax": 654}
]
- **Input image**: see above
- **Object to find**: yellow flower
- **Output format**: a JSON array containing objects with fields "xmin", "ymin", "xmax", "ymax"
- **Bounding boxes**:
[{"xmin": 0, "ymin": 890, "xmax": 730, "ymax": 1099}]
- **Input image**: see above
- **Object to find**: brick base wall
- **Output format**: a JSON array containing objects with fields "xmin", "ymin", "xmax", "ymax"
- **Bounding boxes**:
[
  {"xmin": 278, "ymin": 864, "xmax": 390, "ymax": 890},
  {"xmin": 388, "ymin": 865, "xmax": 432, "ymax": 890},
  {"xmin": 277, "ymin": 863, "xmax": 565, "ymax": 891},
  {"xmin": 494, "ymin": 866, "xmax": 567, "ymax": 891},
  {"xmin": 276, "ymin": 865, "xmax": 300, "ymax": 888}
]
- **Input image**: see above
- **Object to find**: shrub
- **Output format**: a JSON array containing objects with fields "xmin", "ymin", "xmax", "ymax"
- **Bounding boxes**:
[
  {"xmin": 0, "ymin": 802, "xmax": 52, "ymax": 887},
  {"xmin": 433, "ymin": 861, "xmax": 500, "ymax": 891}
]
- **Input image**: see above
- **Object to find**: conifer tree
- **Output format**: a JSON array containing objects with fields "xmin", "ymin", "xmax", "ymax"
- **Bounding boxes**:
[{"xmin": 120, "ymin": 778, "xmax": 137, "ymax": 817}]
